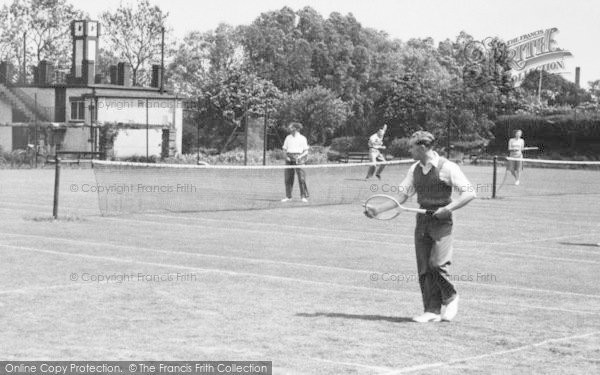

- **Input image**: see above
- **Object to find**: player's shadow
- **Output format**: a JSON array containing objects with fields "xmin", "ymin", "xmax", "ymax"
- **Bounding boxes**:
[
  {"xmin": 558, "ymin": 241, "xmax": 600, "ymax": 248},
  {"xmin": 296, "ymin": 312, "xmax": 414, "ymax": 323}
]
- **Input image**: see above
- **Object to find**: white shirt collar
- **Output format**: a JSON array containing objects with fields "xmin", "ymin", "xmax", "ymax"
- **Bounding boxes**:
[{"xmin": 419, "ymin": 151, "xmax": 440, "ymax": 169}]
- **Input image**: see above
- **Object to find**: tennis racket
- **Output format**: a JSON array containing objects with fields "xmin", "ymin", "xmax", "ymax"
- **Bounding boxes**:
[{"xmin": 363, "ymin": 194, "xmax": 434, "ymax": 220}]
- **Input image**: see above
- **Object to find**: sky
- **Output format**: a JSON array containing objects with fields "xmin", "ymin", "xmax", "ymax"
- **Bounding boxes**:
[{"xmin": 4, "ymin": 0, "xmax": 600, "ymax": 87}]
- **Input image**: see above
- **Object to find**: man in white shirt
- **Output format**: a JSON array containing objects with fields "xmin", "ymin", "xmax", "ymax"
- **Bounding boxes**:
[
  {"xmin": 365, "ymin": 124, "xmax": 387, "ymax": 180},
  {"xmin": 281, "ymin": 122, "xmax": 309, "ymax": 203},
  {"xmin": 506, "ymin": 129, "xmax": 524, "ymax": 185},
  {"xmin": 366, "ymin": 131, "xmax": 476, "ymax": 323}
]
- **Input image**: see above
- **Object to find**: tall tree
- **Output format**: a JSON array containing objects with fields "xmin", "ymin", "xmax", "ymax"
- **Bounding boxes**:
[
  {"xmin": 100, "ymin": 0, "xmax": 172, "ymax": 86},
  {"xmin": 0, "ymin": 0, "xmax": 85, "ymax": 78},
  {"xmin": 277, "ymin": 86, "xmax": 349, "ymax": 144}
]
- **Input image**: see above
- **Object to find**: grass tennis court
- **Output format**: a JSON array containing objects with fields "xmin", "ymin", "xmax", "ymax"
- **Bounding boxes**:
[{"xmin": 1, "ymin": 164, "xmax": 599, "ymax": 374}]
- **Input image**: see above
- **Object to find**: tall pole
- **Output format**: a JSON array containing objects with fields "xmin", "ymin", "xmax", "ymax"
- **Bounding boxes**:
[
  {"xmin": 196, "ymin": 113, "xmax": 200, "ymax": 164},
  {"xmin": 22, "ymin": 31, "xmax": 26, "ymax": 84},
  {"xmin": 263, "ymin": 102, "xmax": 267, "ymax": 165},
  {"xmin": 492, "ymin": 156, "xmax": 497, "ymax": 199},
  {"xmin": 34, "ymin": 93, "xmax": 38, "ymax": 168},
  {"xmin": 160, "ymin": 26, "xmax": 165, "ymax": 93},
  {"xmin": 537, "ymin": 69, "xmax": 543, "ymax": 104},
  {"xmin": 53, "ymin": 157, "xmax": 61, "ymax": 219},
  {"xmin": 446, "ymin": 118, "xmax": 451, "ymax": 159},
  {"xmin": 244, "ymin": 100, "xmax": 248, "ymax": 165},
  {"xmin": 146, "ymin": 98, "xmax": 149, "ymax": 160}
]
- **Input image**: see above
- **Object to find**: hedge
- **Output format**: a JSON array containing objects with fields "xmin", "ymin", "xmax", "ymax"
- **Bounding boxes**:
[{"xmin": 490, "ymin": 112, "xmax": 600, "ymax": 151}]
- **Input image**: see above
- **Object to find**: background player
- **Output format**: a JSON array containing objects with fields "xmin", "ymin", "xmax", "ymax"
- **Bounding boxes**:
[
  {"xmin": 281, "ymin": 122, "xmax": 310, "ymax": 203},
  {"xmin": 365, "ymin": 124, "xmax": 388, "ymax": 180}
]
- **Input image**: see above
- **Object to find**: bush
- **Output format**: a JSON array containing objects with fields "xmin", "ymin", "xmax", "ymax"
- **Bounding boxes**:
[
  {"xmin": 114, "ymin": 155, "xmax": 159, "ymax": 163},
  {"xmin": 493, "ymin": 112, "xmax": 600, "ymax": 142},
  {"xmin": 387, "ymin": 137, "xmax": 411, "ymax": 158},
  {"xmin": 326, "ymin": 150, "xmax": 343, "ymax": 162},
  {"xmin": 329, "ymin": 136, "xmax": 367, "ymax": 153},
  {"xmin": 162, "ymin": 147, "xmax": 331, "ymax": 166}
]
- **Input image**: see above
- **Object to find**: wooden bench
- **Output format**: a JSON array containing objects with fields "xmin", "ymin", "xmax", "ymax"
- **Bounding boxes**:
[
  {"xmin": 46, "ymin": 151, "xmax": 105, "ymax": 166},
  {"xmin": 342, "ymin": 151, "xmax": 370, "ymax": 163}
]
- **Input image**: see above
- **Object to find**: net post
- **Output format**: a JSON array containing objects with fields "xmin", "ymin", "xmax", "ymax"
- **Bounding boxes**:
[
  {"xmin": 492, "ymin": 155, "xmax": 497, "ymax": 199},
  {"xmin": 53, "ymin": 156, "xmax": 61, "ymax": 219}
]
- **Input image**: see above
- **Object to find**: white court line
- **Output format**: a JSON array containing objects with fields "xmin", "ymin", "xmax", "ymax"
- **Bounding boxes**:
[
  {"xmin": 0, "ymin": 201, "xmax": 595, "ymax": 250},
  {"xmin": 1, "ymin": 205, "xmax": 597, "ymax": 265},
  {"xmin": 308, "ymin": 357, "xmax": 393, "ymax": 372},
  {"xmin": 2, "ymin": 197, "xmax": 597, "ymax": 240},
  {"xmin": 109, "ymin": 216, "xmax": 600, "ymax": 265},
  {"xmin": 0, "ymin": 283, "xmax": 84, "ymax": 295},
  {"xmin": 477, "ymin": 248, "xmax": 600, "ymax": 265},
  {"xmin": 145, "ymin": 212, "xmax": 600, "ymax": 256},
  {"xmin": 381, "ymin": 330, "xmax": 600, "ymax": 374},
  {"xmin": 0, "ymin": 243, "xmax": 411, "ymax": 295},
  {"xmin": 499, "ymin": 233, "xmax": 593, "ymax": 246},
  {"xmin": 2, "ymin": 235, "xmax": 600, "ymax": 306},
  {"xmin": 0, "ymin": 232, "xmax": 367, "ymax": 274}
]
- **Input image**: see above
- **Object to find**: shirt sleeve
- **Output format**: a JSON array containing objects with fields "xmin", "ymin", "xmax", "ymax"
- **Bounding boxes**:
[
  {"xmin": 398, "ymin": 163, "xmax": 417, "ymax": 197},
  {"xmin": 444, "ymin": 161, "xmax": 476, "ymax": 197},
  {"xmin": 302, "ymin": 136, "xmax": 309, "ymax": 152},
  {"xmin": 282, "ymin": 136, "xmax": 289, "ymax": 151}
]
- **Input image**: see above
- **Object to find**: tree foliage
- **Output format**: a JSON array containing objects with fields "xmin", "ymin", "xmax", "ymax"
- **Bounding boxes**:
[
  {"xmin": 276, "ymin": 86, "xmax": 349, "ymax": 144},
  {"xmin": 521, "ymin": 70, "xmax": 591, "ymax": 106},
  {"xmin": 100, "ymin": 0, "xmax": 172, "ymax": 85},
  {"xmin": 0, "ymin": 0, "xmax": 85, "ymax": 72}
]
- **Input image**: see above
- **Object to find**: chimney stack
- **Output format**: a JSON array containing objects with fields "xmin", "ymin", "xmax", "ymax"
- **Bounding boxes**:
[
  {"xmin": 0, "ymin": 61, "xmax": 13, "ymax": 85},
  {"xmin": 575, "ymin": 67, "xmax": 581, "ymax": 88},
  {"xmin": 117, "ymin": 62, "xmax": 131, "ymax": 86},
  {"xmin": 38, "ymin": 60, "xmax": 55, "ymax": 85},
  {"xmin": 151, "ymin": 64, "xmax": 163, "ymax": 88},
  {"xmin": 109, "ymin": 65, "xmax": 118, "ymax": 84}
]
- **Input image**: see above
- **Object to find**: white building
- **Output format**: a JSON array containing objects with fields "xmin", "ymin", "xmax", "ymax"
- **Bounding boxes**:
[{"xmin": 0, "ymin": 20, "xmax": 182, "ymax": 159}]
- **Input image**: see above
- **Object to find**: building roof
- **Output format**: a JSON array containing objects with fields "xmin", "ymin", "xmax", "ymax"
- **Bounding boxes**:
[{"xmin": 82, "ymin": 88, "xmax": 179, "ymax": 99}]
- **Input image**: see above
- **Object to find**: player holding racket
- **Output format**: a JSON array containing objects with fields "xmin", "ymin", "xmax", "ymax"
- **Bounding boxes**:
[
  {"xmin": 507, "ymin": 129, "xmax": 525, "ymax": 185},
  {"xmin": 498, "ymin": 129, "xmax": 538, "ymax": 189},
  {"xmin": 365, "ymin": 124, "xmax": 388, "ymax": 180},
  {"xmin": 281, "ymin": 122, "xmax": 310, "ymax": 203},
  {"xmin": 365, "ymin": 131, "xmax": 476, "ymax": 323}
]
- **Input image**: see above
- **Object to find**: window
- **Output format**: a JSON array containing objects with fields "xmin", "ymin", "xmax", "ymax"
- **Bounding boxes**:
[{"xmin": 70, "ymin": 100, "xmax": 86, "ymax": 121}]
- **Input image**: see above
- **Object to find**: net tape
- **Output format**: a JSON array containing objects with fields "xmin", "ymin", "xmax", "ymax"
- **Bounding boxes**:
[{"xmin": 92, "ymin": 159, "xmax": 416, "ymax": 170}]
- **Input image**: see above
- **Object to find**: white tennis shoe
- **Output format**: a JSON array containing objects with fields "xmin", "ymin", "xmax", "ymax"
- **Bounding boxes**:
[
  {"xmin": 515, "ymin": 180, "xmax": 520, "ymax": 186},
  {"xmin": 301, "ymin": 198, "xmax": 308, "ymax": 203},
  {"xmin": 281, "ymin": 198, "xmax": 291, "ymax": 202},
  {"xmin": 441, "ymin": 294, "xmax": 459, "ymax": 321},
  {"xmin": 412, "ymin": 312, "xmax": 441, "ymax": 323}
]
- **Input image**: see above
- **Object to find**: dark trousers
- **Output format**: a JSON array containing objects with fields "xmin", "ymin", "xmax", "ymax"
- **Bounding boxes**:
[
  {"xmin": 284, "ymin": 161, "xmax": 309, "ymax": 198},
  {"xmin": 366, "ymin": 164, "xmax": 385, "ymax": 179},
  {"xmin": 414, "ymin": 213, "xmax": 457, "ymax": 314},
  {"xmin": 366, "ymin": 152, "xmax": 385, "ymax": 178}
]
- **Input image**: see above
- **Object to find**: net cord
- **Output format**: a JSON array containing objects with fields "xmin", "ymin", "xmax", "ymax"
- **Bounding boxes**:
[
  {"xmin": 92, "ymin": 159, "xmax": 416, "ymax": 170},
  {"xmin": 505, "ymin": 157, "xmax": 600, "ymax": 165}
]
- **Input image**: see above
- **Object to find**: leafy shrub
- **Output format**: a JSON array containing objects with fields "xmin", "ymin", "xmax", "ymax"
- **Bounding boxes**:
[
  {"xmin": 329, "ymin": 136, "xmax": 367, "ymax": 153},
  {"xmin": 387, "ymin": 137, "xmax": 411, "ymax": 158},
  {"xmin": 114, "ymin": 155, "xmax": 159, "ymax": 163},
  {"xmin": 162, "ymin": 147, "xmax": 331, "ymax": 166}
]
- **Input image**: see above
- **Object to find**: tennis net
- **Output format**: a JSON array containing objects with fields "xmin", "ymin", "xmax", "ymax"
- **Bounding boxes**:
[
  {"xmin": 91, "ymin": 160, "xmax": 415, "ymax": 215},
  {"xmin": 494, "ymin": 157, "xmax": 600, "ymax": 198}
]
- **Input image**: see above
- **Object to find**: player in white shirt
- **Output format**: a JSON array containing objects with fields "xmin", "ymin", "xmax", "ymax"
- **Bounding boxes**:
[
  {"xmin": 281, "ymin": 122, "xmax": 309, "ymax": 203},
  {"xmin": 365, "ymin": 124, "xmax": 388, "ymax": 180},
  {"xmin": 501, "ymin": 129, "xmax": 525, "ymax": 187}
]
